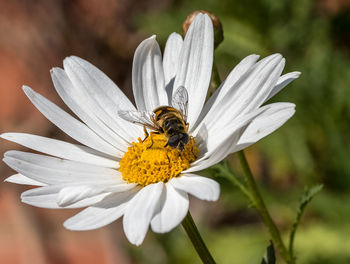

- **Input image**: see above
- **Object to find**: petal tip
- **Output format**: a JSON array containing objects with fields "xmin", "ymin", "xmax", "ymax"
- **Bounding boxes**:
[
  {"xmin": 22, "ymin": 85, "xmax": 31, "ymax": 92},
  {"xmin": 125, "ymin": 233, "xmax": 145, "ymax": 247},
  {"xmin": 268, "ymin": 53, "xmax": 283, "ymax": 62},
  {"xmin": 63, "ymin": 56, "xmax": 72, "ymax": 67},
  {"xmin": 63, "ymin": 56, "xmax": 78, "ymax": 69},
  {"xmin": 251, "ymin": 54, "xmax": 260, "ymax": 59},
  {"xmin": 0, "ymin": 133, "xmax": 8, "ymax": 139},
  {"xmin": 294, "ymin": 71, "xmax": 302, "ymax": 77},
  {"xmin": 3, "ymin": 178, "xmax": 10, "ymax": 183},
  {"xmin": 20, "ymin": 192, "xmax": 27, "ymax": 199},
  {"xmin": 50, "ymin": 67, "xmax": 60, "ymax": 73},
  {"xmin": 63, "ymin": 218, "xmax": 88, "ymax": 231},
  {"xmin": 69, "ymin": 56, "xmax": 89, "ymax": 65},
  {"xmin": 3, "ymin": 150, "xmax": 14, "ymax": 158},
  {"xmin": 63, "ymin": 221, "xmax": 75, "ymax": 231},
  {"xmin": 169, "ymin": 32, "xmax": 182, "ymax": 39}
]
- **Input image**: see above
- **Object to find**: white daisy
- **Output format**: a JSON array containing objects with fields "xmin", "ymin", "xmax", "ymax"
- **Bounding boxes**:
[{"xmin": 1, "ymin": 14, "xmax": 299, "ymax": 246}]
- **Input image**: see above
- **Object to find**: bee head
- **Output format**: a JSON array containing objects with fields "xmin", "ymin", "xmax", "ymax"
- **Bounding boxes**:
[{"xmin": 167, "ymin": 133, "xmax": 190, "ymax": 151}]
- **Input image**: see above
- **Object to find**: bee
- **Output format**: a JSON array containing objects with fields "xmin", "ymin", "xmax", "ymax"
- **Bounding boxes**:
[
  {"xmin": 152, "ymin": 105, "xmax": 189, "ymax": 150},
  {"xmin": 119, "ymin": 86, "xmax": 190, "ymax": 151}
]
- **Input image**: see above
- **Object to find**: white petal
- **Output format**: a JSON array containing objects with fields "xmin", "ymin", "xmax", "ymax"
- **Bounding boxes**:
[
  {"xmin": 3, "ymin": 151, "xmax": 122, "ymax": 185},
  {"xmin": 51, "ymin": 67, "xmax": 128, "ymax": 153},
  {"xmin": 5, "ymin": 173, "xmax": 46, "ymax": 186},
  {"xmin": 194, "ymin": 107, "xmax": 265, "ymax": 162},
  {"xmin": 194, "ymin": 123, "xmax": 209, "ymax": 156},
  {"xmin": 195, "ymin": 54, "xmax": 284, "ymax": 134},
  {"xmin": 228, "ymin": 142, "xmax": 255, "ymax": 154},
  {"xmin": 57, "ymin": 183, "xmax": 136, "ymax": 207},
  {"xmin": 188, "ymin": 108, "xmax": 267, "ymax": 173},
  {"xmin": 190, "ymin": 103, "xmax": 295, "ymax": 172},
  {"xmin": 22, "ymin": 85, "xmax": 120, "ymax": 156},
  {"xmin": 64, "ymin": 189, "xmax": 138, "ymax": 230},
  {"xmin": 63, "ymin": 57, "xmax": 142, "ymax": 143},
  {"xmin": 192, "ymin": 54, "xmax": 260, "ymax": 131},
  {"xmin": 66, "ymin": 56, "xmax": 135, "ymax": 110},
  {"xmin": 163, "ymin": 32, "xmax": 183, "ymax": 102},
  {"xmin": 233, "ymin": 55, "xmax": 285, "ymax": 116},
  {"xmin": 132, "ymin": 35, "xmax": 166, "ymax": 110},
  {"xmin": 236, "ymin": 102, "xmax": 296, "ymax": 146},
  {"xmin": 151, "ymin": 183, "xmax": 189, "ymax": 233},
  {"xmin": 123, "ymin": 182, "xmax": 163, "ymax": 246},
  {"xmin": 265, "ymin": 71, "xmax": 301, "ymax": 101},
  {"xmin": 171, "ymin": 174, "xmax": 220, "ymax": 201},
  {"xmin": 173, "ymin": 13, "xmax": 214, "ymax": 125},
  {"xmin": 21, "ymin": 185, "xmax": 111, "ymax": 209},
  {"xmin": 1, "ymin": 133, "xmax": 117, "ymax": 168}
]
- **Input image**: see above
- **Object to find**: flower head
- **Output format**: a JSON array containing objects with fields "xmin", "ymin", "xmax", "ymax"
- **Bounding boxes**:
[{"xmin": 1, "ymin": 14, "xmax": 299, "ymax": 246}]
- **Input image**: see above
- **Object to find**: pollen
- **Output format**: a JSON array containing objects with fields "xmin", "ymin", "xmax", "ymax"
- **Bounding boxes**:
[{"xmin": 119, "ymin": 133, "xmax": 198, "ymax": 186}]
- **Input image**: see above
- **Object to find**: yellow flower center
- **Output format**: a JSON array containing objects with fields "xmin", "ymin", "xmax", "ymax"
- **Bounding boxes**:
[{"xmin": 119, "ymin": 133, "xmax": 198, "ymax": 186}]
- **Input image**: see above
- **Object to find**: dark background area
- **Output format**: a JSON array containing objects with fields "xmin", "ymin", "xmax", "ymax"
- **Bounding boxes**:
[{"xmin": 1, "ymin": 0, "xmax": 350, "ymax": 263}]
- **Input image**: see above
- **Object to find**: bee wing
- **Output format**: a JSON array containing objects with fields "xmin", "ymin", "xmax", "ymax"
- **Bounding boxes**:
[
  {"xmin": 118, "ymin": 110, "xmax": 160, "ymax": 130},
  {"xmin": 172, "ymin": 86, "xmax": 188, "ymax": 122}
]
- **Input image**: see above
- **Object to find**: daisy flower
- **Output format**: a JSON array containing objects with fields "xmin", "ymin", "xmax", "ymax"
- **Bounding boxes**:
[{"xmin": 1, "ymin": 14, "xmax": 300, "ymax": 246}]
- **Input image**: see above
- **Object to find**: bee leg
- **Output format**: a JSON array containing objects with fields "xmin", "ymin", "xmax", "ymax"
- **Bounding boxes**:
[
  {"xmin": 164, "ymin": 141, "xmax": 169, "ymax": 148},
  {"xmin": 147, "ymin": 135, "xmax": 154, "ymax": 149},
  {"xmin": 165, "ymin": 152, "xmax": 171, "ymax": 163},
  {"xmin": 146, "ymin": 131, "xmax": 157, "ymax": 149},
  {"xmin": 142, "ymin": 126, "xmax": 149, "ymax": 142}
]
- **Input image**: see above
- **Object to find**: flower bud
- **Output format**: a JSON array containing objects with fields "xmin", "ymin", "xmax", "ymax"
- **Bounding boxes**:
[{"xmin": 182, "ymin": 10, "xmax": 224, "ymax": 48}]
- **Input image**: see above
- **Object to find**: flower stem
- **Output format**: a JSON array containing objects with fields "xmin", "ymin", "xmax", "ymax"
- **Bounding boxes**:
[
  {"xmin": 237, "ymin": 150, "xmax": 293, "ymax": 263},
  {"xmin": 181, "ymin": 211, "xmax": 216, "ymax": 264},
  {"xmin": 213, "ymin": 162, "xmax": 253, "ymax": 203}
]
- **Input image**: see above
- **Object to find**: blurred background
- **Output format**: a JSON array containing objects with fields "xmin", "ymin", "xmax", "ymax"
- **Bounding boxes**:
[{"xmin": 1, "ymin": 0, "xmax": 350, "ymax": 263}]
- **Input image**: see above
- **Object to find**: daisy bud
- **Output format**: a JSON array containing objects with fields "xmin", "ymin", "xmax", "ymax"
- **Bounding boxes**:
[{"xmin": 182, "ymin": 10, "xmax": 223, "ymax": 48}]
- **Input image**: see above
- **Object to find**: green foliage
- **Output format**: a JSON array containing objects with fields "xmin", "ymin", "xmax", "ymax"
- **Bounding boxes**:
[
  {"xmin": 289, "ymin": 184, "xmax": 323, "ymax": 260},
  {"xmin": 299, "ymin": 185, "xmax": 324, "ymax": 206}
]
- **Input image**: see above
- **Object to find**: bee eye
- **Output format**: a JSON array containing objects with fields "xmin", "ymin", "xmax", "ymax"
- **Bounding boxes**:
[{"xmin": 168, "ymin": 128, "xmax": 174, "ymax": 134}]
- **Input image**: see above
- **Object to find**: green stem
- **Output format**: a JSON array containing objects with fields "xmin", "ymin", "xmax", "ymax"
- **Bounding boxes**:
[
  {"xmin": 288, "ymin": 184, "xmax": 322, "ymax": 262},
  {"xmin": 289, "ymin": 209, "xmax": 302, "ymax": 261},
  {"xmin": 237, "ymin": 151, "xmax": 293, "ymax": 263},
  {"xmin": 213, "ymin": 163, "xmax": 253, "ymax": 203},
  {"xmin": 181, "ymin": 211, "xmax": 216, "ymax": 264}
]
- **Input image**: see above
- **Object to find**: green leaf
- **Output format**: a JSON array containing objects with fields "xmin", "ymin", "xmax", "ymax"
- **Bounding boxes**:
[
  {"xmin": 289, "ymin": 184, "xmax": 323, "ymax": 260},
  {"xmin": 300, "ymin": 184, "xmax": 323, "ymax": 206},
  {"xmin": 261, "ymin": 241, "xmax": 276, "ymax": 264}
]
